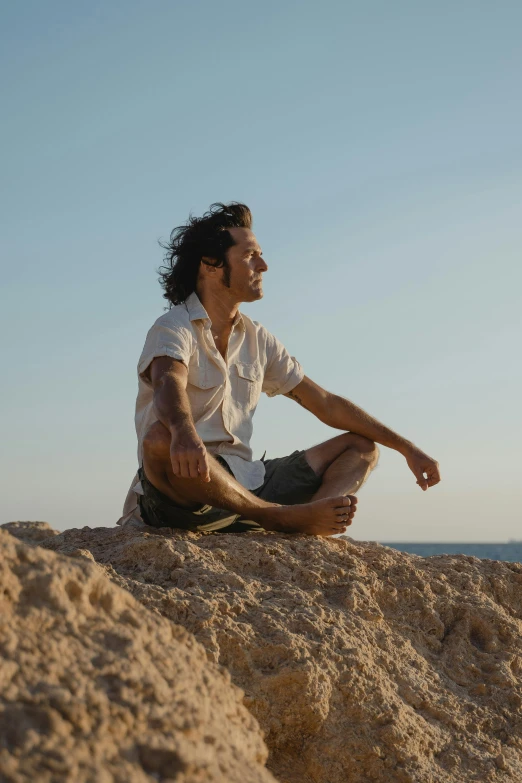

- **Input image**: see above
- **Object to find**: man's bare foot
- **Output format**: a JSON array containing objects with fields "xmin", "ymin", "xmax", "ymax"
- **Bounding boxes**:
[{"xmin": 252, "ymin": 495, "xmax": 357, "ymax": 536}]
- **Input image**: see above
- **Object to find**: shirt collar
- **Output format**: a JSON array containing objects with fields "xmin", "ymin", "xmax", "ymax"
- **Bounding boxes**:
[
  {"xmin": 185, "ymin": 291, "xmax": 245, "ymax": 332},
  {"xmin": 184, "ymin": 291, "xmax": 208, "ymax": 322}
]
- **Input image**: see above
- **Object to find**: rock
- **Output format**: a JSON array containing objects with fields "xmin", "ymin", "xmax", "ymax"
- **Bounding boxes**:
[
  {"xmin": 38, "ymin": 524, "xmax": 522, "ymax": 783},
  {"xmin": 2, "ymin": 521, "xmax": 58, "ymax": 545},
  {"xmin": 495, "ymin": 753, "xmax": 508, "ymax": 770},
  {"xmin": 0, "ymin": 529, "xmax": 276, "ymax": 783}
]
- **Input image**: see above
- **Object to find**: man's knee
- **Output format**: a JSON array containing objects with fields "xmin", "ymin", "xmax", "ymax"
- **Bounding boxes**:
[
  {"xmin": 142, "ymin": 420, "xmax": 170, "ymax": 460},
  {"xmin": 346, "ymin": 434, "xmax": 379, "ymax": 466}
]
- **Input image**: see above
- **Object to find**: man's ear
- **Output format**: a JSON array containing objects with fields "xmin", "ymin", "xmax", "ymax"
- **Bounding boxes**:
[{"xmin": 201, "ymin": 256, "xmax": 219, "ymax": 272}]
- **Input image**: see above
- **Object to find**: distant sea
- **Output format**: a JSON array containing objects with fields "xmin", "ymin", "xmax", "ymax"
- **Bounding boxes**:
[{"xmin": 380, "ymin": 542, "xmax": 522, "ymax": 564}]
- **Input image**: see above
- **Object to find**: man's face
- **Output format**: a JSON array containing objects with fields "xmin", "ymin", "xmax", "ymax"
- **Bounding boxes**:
[{"xmin": 222, "ymin": 227, "xmax": 268, "ymax": 302}]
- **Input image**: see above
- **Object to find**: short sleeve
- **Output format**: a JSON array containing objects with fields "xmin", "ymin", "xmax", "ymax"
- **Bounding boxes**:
[
  {"xmin": 137, "ymin": 324, "xmax": 194, "ymax": 384},
  {"xmin": 262, "ymin": 330, "xmax": 304, "ymax": 397}
]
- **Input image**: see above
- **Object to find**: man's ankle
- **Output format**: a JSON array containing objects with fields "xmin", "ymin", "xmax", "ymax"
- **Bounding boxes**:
[{"xmin": 240, "ymin": 503, "xmax": 288, "ymax": 532}]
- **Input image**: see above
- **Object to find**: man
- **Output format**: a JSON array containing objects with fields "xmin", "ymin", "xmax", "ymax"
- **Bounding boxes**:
[{"xmin": 118, "ymin": 202, "xmax": 440, "ymax": 536}]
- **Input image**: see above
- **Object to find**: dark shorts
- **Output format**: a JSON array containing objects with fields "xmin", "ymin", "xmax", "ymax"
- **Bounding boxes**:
[{"xmin": 138, "ymin": 450, "xmax": 322, "ymax": 534}]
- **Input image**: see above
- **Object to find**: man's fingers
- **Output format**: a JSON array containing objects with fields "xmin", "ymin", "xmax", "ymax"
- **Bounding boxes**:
[
  {"xmin": 188, "ymin": 457, "xmax": 199, "ymax": 479},
  {"xmin": 407, "ymin": 449, "xmax": 440, "ymax": 491},
  {"xmin": 414, "ymin": 468, "xmax": 429, "ymax": 490},
  {"xmin": 170, "ymin": 446, "xmax": 210, "ymax": 481},
  {"xmin": 179, "ymin": 459, "xmax": 191, "ymax": 479},
  {"xmin": 428, "ymin": 465, "xmax": 441, "ymax": 485},
  {"xmin": 198, "ymin": 454, "xmax": 211, "ymax": 482},
  {"xmin": 418, "ymin": 463, "xmax": 440, "ymax": 490}
]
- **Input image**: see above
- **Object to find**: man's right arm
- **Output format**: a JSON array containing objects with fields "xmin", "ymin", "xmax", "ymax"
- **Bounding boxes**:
[{"xmin": 148, "ymin": 356, "xmax": 211, "ymax": 481}]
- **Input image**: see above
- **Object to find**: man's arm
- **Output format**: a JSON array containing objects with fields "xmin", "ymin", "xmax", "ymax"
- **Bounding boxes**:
[
  {"xmin": 284, "ymin": 376, "xmax": 440, "ymax": 490},
  {"xmin": 148, "ymin": 356, "xmax": 210, "ymax": 481}
]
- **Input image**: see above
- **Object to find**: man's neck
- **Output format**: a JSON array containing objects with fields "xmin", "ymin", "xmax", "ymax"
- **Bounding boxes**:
[{"xmin": 196, "ymin": 287, "xmax": 240, "ymax": 337}]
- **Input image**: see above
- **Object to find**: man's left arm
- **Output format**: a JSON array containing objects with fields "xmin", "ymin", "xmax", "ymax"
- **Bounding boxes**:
[{"xmin": 284, "ymin": 376, "xmax": 440, "ymax": 491}]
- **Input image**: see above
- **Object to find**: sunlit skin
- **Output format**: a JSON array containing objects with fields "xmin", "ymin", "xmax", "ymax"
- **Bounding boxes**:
[
  {"xmin": 143, "ymin": 226, "xmax": 440, "ymax": 537},
  {"xmin": 199, "ymin": 227, "xmax": 268, "ymax": 359}
]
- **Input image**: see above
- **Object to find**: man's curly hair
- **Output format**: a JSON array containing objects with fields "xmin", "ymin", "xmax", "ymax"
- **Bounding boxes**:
[{"xmin": 158, "ymin": 201, "xmax": 253, "ymax": 307}]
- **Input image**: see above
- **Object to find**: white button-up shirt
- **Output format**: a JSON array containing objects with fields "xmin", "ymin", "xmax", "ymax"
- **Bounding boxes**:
[{"xmin": 117, "ymin": 292, "xmax": 304, "ymax": 526}]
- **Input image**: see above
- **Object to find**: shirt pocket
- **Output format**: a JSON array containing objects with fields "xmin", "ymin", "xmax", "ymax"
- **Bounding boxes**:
[
  {"xmin": 187, "ymin": 357, "xmax": 223, "ymax": 419},
  {"xmin": 188, "ymin": 359, "xmax": 222, "ymax": 389},
  {"xmin": 234, "ymin": 361, "xmax": 263, "ymax": 410}
]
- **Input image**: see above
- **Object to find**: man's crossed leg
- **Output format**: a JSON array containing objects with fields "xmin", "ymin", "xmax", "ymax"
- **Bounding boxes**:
[{"xmin": 141, "ymin": 423, "xmax": 379, "ymax": 536}]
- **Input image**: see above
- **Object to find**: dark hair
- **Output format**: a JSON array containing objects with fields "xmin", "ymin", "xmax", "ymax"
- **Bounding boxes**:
[{"xmin": 158, "ymin": 201, "xmax": 253, "ymax": 307}]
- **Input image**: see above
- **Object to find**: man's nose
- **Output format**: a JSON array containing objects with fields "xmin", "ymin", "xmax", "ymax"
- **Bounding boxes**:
[{"xmin": 258, "ymin": 257, "xmax": 268, "ymax": 272}]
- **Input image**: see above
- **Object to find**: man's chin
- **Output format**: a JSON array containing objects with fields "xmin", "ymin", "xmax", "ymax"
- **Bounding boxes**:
[{"xmin": 246, "ymin": 287, "xmax": 263, "ymax": 302}]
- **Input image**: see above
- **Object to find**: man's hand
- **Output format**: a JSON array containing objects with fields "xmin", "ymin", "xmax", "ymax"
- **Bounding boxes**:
[
  {"xmin": 170, "ymin": 427, "xmax": 211, "ymax": 482},
  {"xmin": 403, "ymin": 446, "xmax": 440, "ymax": 491}
]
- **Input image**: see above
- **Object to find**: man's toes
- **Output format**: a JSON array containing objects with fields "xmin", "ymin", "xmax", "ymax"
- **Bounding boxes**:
[{"xmin": 332, "ymin": 496, "xmax": 353, "ymax": 508}]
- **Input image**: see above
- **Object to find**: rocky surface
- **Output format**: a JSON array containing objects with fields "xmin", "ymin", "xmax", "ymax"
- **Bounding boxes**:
[
  {"xmin": 2, "ymin": 520, "xmax": 59, "ymax": 545},
  {"xmin": 4, "ymin": 521, "xmax": 522, "ymax": 782},
  {"xmin": 0, "ymin": 527, "xmax": 276, "ymax": 783}
]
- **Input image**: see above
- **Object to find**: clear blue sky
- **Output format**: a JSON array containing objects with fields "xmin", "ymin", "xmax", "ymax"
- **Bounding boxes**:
[{"xmin": 2, "ymin": 1, "xmax": 521, "ymax": 540}]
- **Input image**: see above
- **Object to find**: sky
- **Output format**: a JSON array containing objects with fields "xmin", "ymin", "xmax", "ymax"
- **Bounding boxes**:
[{"xmin": 1, "ymin": 1, "xmax": 521, "ymax": 541}]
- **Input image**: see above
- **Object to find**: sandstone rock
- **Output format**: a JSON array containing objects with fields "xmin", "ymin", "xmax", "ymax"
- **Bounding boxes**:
[
  {"xmin": 3, "ymin": 521, "xmax": 58, "ymax": 545},
  {"xmin": 39, "ymin": 524, "xmax": 522, "ymax": 783},
  {"xmin": 0, "ymin": 529, "xmax": 276, "ymax": 783}
]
